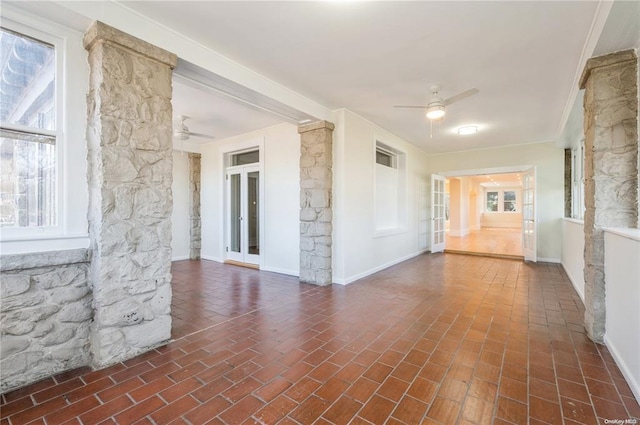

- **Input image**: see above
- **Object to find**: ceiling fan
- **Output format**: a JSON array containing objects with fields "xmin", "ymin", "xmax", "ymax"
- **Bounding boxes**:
[
  {"xmin": 395, "ymin": 85, "xmax": 479, "ymax": 120},
  {"xmin": 173, "ymin": 115, "xmax": 216, "ymax": 141}
]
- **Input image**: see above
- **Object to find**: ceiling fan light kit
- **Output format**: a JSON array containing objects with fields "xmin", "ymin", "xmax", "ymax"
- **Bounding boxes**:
[
  {"xmin": 395, "ymin": 84, "xmax": 479, "ymax": 121},
  {"xmin": 426, "ymin": 105, "xmax": 445, "ymax": 120}
]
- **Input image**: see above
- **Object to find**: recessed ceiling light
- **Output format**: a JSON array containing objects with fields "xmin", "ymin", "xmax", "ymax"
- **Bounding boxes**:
[{"xmin": 457, "ymin": 125, "xmax": 478, "ymax": 135}]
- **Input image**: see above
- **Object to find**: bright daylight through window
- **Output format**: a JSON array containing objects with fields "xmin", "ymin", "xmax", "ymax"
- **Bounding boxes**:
[
  {"xmin": 486, "ymin": 190, "xmax": 518, "ymax": 213},
  {"xmin": 0, "ymin": 27, "xmax": 57, "ymax": 228}
]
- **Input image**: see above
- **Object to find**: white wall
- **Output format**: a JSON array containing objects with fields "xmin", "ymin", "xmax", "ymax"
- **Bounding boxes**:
[
  {"xmin": 333, "ymin": 109, "xmax": 430, "ymax": 284},
  {"xmin": 200, "ymin": 123, "xmax": 300, "ymax": 276},
  {"xmin": 428, "ymin": 142, "xmax": 564, "ymax": 262},
  {"xmin": 561, "ymin": 218, "xmax": 585, "ymax": 301},
  {"xmin": 171, "ymin": 151, "xmax": 190, "ymax": 261},
  {"xmin": 449, "ymin": 178, "xmax": 470, "ymax": 237},
  {"xmin": 481, "ymin": 213, "xmax": 523, "ymax": 229},
  {"xmin": 469, "ymin": 179, "xmax": 482, "ymax": 230},
  {"xmin": 604, "ymin": 228, "xmax": 640, "ymax": 403}
]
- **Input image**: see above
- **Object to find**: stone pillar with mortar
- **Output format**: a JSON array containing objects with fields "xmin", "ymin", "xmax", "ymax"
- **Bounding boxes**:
[
  {"xmin": 579, "ymin": 49, "xmax": 638, "ymax": 343},
  {"xmin": 84, "ymin": 22, "xmax": 177, "ymax": 367},
  {"xmin": 189, "ymin": 153, "xmax": 202, "ymax": 260},
  {"xmin": 298, "ymin": 121, "xmax": 335, "ymax": 286}
]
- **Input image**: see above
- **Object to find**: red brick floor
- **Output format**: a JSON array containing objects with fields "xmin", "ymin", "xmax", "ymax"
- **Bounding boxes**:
[{"xmin": 2, "ymin": 254, "xmax": 639, "ymax": 424}]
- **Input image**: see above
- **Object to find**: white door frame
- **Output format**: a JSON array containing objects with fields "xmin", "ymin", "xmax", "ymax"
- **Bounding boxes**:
[
  {"xmin": 431, "ymin": 174, "xmax": 447, "ymax": 253},
  {"xmin": 218, "ymin": 138, "xmax": 265, "ymax": 268},
  {"xmin": 225, "ymin": 164, "xmax": 261, "ymax": 265}
]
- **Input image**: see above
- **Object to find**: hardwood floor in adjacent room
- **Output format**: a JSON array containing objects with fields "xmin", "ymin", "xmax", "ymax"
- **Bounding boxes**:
[
  {"xmin": 2, "ymin": 255, "xmax": 638, "ymax": 424},
  {"xmin": 446, "ymin": 227, "xmax": 523, "ymax": 259}
]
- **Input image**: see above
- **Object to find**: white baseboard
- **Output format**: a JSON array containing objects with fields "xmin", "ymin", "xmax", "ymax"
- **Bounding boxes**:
[
  {"xmin": 171, "ymin": 255, "xmax": 190, "ymax": 262},
  {"xmin": 449, "ymin": 228, "xmax": 470, "ymax": 237},
  {"xmin": 561, "ymin": 261, "xmax": 585, "ymax": 303},
  {"xmin": 604, "ymin": 335, "xmax": 640, "ymax": 404},
  {"xmin": 333, "ymin": 249, "xmax": 429, "ymax": 285},
  {"xmin": 201, "ymin": 255, "xmax": 223, "ymax": 263},
  {"xmin": 538, "ymin": 257, "xmax": 561, "ymax": 264},
  {"xmin": 261, "ymin": 266, "xmax": 299, "ymax": 277}
]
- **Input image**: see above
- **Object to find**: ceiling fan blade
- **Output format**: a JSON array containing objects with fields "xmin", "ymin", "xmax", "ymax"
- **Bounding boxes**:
[
  {"xmin": 394, "ymin": 105, "xmax": 428, "ymax": 109},
  {"xmin": 188, "ymin": 132, "xmax": 216, "ymax": 140},
  {"xmin": 443, "ymin": 88, "xmax": 479, "ymax": 106}
]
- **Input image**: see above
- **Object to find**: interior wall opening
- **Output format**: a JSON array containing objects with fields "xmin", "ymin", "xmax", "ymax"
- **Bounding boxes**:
[{"xmin": 443, "ymin": 172, "xmax": 525, "ymax": 259}]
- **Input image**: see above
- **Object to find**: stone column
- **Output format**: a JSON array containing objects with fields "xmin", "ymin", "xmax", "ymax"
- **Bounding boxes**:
[
  {"xmin": 189, "ymin": 153, "xmax": 202, "ymax": 260},
  {"xmin": 298, "ymin": 121, "xmax": 334, "ymax": 286},
  {"xmin": 84, "ymin": 22, "xmax": 177, "ymax": 367},
  {"xmin": 579, "ymin": 49, "xmax": 638, "ymax": 343}
]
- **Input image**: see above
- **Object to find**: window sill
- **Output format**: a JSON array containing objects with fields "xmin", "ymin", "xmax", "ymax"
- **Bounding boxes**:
[
  {"xmin": 0, "ymin": 234, "xmax": 90, "ymax": 255},
  {"xmin": 604, "ymin": 227, "xmax": 640, "ymax": 243},
  {"xmin": 563, "ymin": 218, "xmax": 584, "ymax": 225}
]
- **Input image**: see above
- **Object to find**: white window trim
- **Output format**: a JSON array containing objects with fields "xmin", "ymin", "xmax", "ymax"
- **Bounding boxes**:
[
  {"xmin": 484, "ymin": 188, "xmax": 521, "ymax": 213},
  {"xmin": 0, "ymin": 8, "xmax": 89, "ymax": 255},
  {"xmin": 373, "ymin": 138, "xmax": 408, "ymax": 237},
  {"xmin": 570, "ymin": 138, "xmax": 585, "ymax": 220}
]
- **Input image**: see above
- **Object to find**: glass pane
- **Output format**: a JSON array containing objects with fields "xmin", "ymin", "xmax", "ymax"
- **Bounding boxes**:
[
  {"xmin": 504, "ymin": 191, "xmax": 516, "ymax": 201},
  {"xmin": 231, "ymin": 150, "xmax": 259, "ymax": 166},
  {"xmin": 504, "ymin": 201, "xmax": 517, "ymax": 212},
  {"xmin": 0, "ymin": 136, "xmax": 56, "ymax": 227},
  {"xmin": 229, "ymin": 173, "xmax": 241, "ymax": 253},
  {"xmin": 247, "ymin": 171, "xmax": 259, "ymax": 255},
  {"xmin": 486, "ymin": 191, "xmax": 498, "ymax": 212},
  {"xmin": 376, "ymin": 150, "xmax": 394, "ymax": 168},
  {"xmin": 0, "ymin": 28, "xmax": 55, "ymax": 130}
]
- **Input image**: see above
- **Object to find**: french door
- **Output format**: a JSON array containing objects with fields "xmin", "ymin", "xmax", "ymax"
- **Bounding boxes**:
[
  {"xmin": 522, "ymin": 167, "xmax": 537, "ymax": 262},
  {"xmin": 431, "ymin": 174, "xmax": 446, "ymax": 253},
  {"xmin": 226, "ymin": 164, "xmax": 260, "ymax": 265}
]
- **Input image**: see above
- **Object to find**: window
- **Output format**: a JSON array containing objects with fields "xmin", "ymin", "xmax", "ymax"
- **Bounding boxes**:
[
  {"xmin": 0, "ymin": 10, "xmax": 89, "ymax": 254},
  {"xmin": 570, "ymin": 140, "xmax": 585, "ymax": 219},
  {"xmin": 503, "ymin": 191, "xmax": 517, "ymax": 212},
  {"xmin": 485, "ymin": 189, "xmax": 519, "ymax": 213},
  {"xmin": 374, "ymin": 140, "xmax": 407, "ymax": 235},
  {"xmin": 486, "ymin": 191, "xmax": 499, "ymax": 212},
  {"xmin": 1, "ymin": 28, "xmax": 57, "ymax": 228},
  {"xmin": 376, "ymin": 148, "xmax": 396, "ymax": 168},
  {"xmin": 231, "ymin": 149, "xmax": 259, "ymax": 166}
]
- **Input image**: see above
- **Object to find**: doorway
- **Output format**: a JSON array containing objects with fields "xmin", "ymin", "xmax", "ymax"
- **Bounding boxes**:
[
  {"xmin": 225, "ymin": 149, "xmax": 261, "ymax": 267},
  {"xmin": 433, "ymin": 166, "xmax": 536, "ymax": 261}
]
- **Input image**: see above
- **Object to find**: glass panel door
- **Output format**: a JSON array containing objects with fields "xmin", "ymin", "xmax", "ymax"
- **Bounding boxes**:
[
  {"xmin": 225, "ymin": 165, "xmax": 260, "ymax": 265},
  {"xmin": 522, "ymin": 167, "xmax": 537, "ymax": 262},
  {"xmin": 227, "ymin": 172, "xmax": 243, "ymax": 262},
  {"xmin": 245, "ymin": 170, "xmax": 260, "ymax": 263},
  {"xmin": 431, "ymin": 174, "xmax": 446, "ymax": 253}
]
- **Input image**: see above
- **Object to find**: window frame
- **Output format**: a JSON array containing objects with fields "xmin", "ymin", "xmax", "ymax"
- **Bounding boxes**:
[
  {"xmin": 0, "ymin": 9, "xmax": 89, "ymax": 254},
  {"xmin": 570, "ymin": 139, "xmax": 585, "ymax": 220},
  {"xmin": 502, "ymin": 190, "xmax": 517, "ymax": 212},
  {"xmin": 375, "ymin": 146, "xmax": 397, "ymax": 169},
  {"xmin": 1, "ymin": 26, "xmax": 59, "ymax": 230},
  {"xmin": 373, "ymin": 138, "xmax": 407, "ymax": 237},
  {"xmin": 484, "ymin": 188, "xmax": 520, "ymax": 213}
]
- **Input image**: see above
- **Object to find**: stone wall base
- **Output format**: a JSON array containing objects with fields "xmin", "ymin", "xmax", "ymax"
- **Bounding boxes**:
[{"xmin": 0, "ymin": 249, "xmax": 92, "ymax": 393}]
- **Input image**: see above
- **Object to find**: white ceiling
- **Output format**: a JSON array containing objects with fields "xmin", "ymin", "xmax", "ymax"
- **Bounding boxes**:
[
  {"xmin": 37, "ymin": 0, "xmax": 639, "ymax": 154},
  {"xmin": 172, "ymin": 76, "xmax": 284, "ymax": 142}
]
